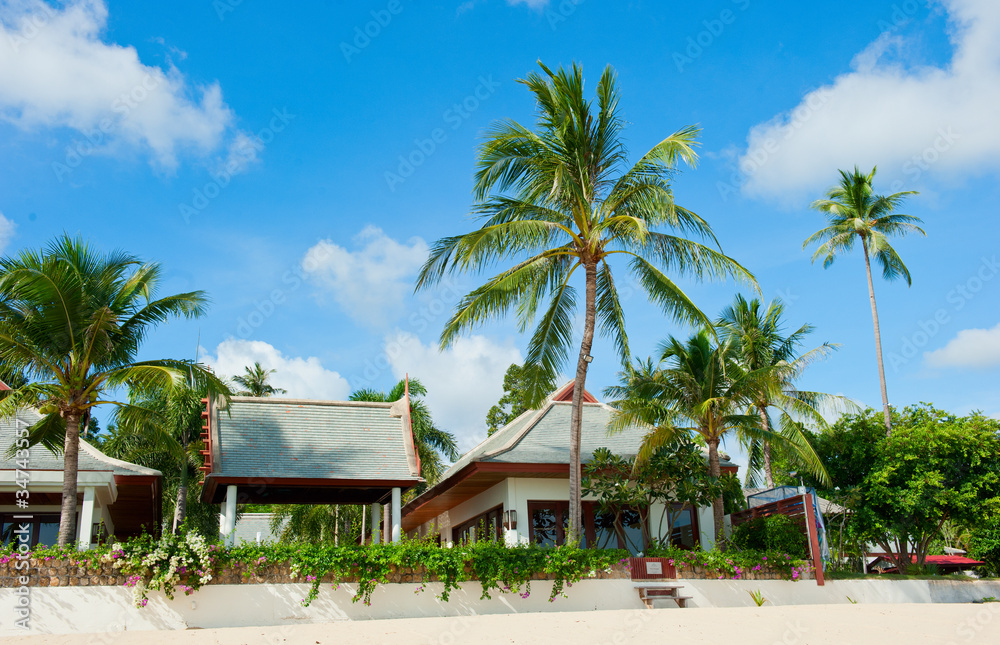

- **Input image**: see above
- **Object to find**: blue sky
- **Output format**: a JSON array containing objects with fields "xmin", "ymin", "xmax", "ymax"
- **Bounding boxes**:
[{"xmin": 1, "ymin": 0, "xmax": 998, "ymax": 466}]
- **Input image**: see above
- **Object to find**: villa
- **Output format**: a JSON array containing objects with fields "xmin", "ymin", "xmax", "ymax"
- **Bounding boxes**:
[
  {"xmin": 0, "ymin": 408, "xmax": 163, "ymax": 549},
  {"xmin": 402, "ymin": 381, "xmax": 737, "ymax": 552}
]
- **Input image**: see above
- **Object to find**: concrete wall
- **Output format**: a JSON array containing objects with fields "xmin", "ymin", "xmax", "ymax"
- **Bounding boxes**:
[{"xmin": 4, "ymin": 578, "xmax": 1000, "ymax": 635}]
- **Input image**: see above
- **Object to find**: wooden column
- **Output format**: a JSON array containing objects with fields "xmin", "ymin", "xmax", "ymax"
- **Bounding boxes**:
[{"xmin": 802, "ymin": 493, "xmax": 825, "ymax": 586}]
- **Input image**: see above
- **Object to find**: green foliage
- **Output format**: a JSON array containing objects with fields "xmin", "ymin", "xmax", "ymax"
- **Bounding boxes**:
[
  {"xmin": 582, "ymin": 440, "xmax": 723, "ymax": 551},
  {"xmin": 485, "ymin": 363, "xmax": 552, "ymax": 435},
  {"xmin": 646, "ymin": 543, "xmax": 812, "ymax": 580},
  {"xmin": 799, "ymin": 404, "xmax": 1000, "ymax": 574},
  {"xmin": 968, "ymin": 523, "xmax": 1000, "ymax": 578},
  {"xmin": 231, "ymin": 362, "xmax": 286, "ymax": 397},
  {"xmin": 729, "ymin": 515, "xmax": 808, "ymax": 560},
  {"xmin": 748, "ymin": 589, "xmax": 768, "ymax": 606}
]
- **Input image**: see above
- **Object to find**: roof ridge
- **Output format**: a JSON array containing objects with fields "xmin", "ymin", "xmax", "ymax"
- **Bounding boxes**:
[
  {"xmin": 79, "ymin": 439, "xmax": 163, "ymax": 476},
  {"xmin": 223, "ymin": 397, "xmax": 394, "ymax": 408}
]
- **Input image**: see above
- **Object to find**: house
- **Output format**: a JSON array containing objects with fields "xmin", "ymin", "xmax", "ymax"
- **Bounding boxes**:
[
  {"xmin": 402, "ymin": 382, "xmax": 737, "ymax": 553},
  {"xmin": 868, "ymin": 554, "xmax": 986, "ymax": 575},
  {"xmin": 0, "ymin": 408, "xmax": 163, "ymax": 549},
  {"xmin": 199, "ymin": 394, "xmax": 424, "ymax": 545}
]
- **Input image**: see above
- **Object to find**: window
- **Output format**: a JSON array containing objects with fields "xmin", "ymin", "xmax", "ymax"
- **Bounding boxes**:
[
  {"xmin": 526, "ymin": 501, "xmax": 701, "ymax": 553},
  {"xmin": 1, "ymin": 514, "xmax": 61, "ymax": 548},
  {"xmin": 454, "ymin": 504, "xmax": 503, "ymax": 544}
]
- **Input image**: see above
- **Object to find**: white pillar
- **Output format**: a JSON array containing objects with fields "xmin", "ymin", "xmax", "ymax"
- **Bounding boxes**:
[
  {"xmin": 371, "ymin": 503, "xmax": 381, "ymax": 544},
  {"xmin": 224, "ymin": 485, "xmax": 238, "ymax": 547},
  {"xmin": 391, "ymin": 487, "xmax": 402, "ymax": 543},
  {"xmin": 77, "ymin": 487, "xmax": 96, "ymax": 550},
  {"xmin": 219, "ymin": 501, "xmax": 228, "ymax": 539}
]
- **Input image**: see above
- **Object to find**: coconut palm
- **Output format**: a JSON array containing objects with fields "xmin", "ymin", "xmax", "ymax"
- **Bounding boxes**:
[
  {"xmin": 109, "ymin": 368, "xmax": 232, "ymax": 532},
  {"xmin": 232, "ymin": 362, "xmax": 286, "ymax": 397},
  {"xmin": 605, "ymin": 331, "xmax": 781, "ymax": 545},
  {"xmin": 804, "ymin": 167, "xmax": 924, "ymax": 434},
  {"xmin": 716, "ymin": 295, "xmax": 846, "ymax": 487},
  {"xmin": 350, "ymin": 378, "xmax": 459, "ymax": 488},
  {"xmin": 416, "ymin": 62, "xmax": 755, "ymax": 540},
  {"xmin": 0, "ymin": 236, "xmax": 217, "ymax": 546}
]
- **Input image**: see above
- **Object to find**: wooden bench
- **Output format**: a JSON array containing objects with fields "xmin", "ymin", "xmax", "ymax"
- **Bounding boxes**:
[{"xmin": 634, "ymin": 582, "xmax": 693, "ymax": 609}]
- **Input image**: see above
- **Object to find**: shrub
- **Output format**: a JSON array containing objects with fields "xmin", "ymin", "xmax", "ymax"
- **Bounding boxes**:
[{"xmin": 729, "ymin": 514, "xmax": 809, "ymax": 560}]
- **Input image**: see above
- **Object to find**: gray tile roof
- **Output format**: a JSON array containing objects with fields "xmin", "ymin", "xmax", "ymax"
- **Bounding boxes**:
[
  {"xmin": 212, "ymin": 397, "xmax": 422, "ymax": 481},
  {"xmin": 434, "ymin": 382, "xmax": 734, "ymax": 482},
  {"xmin": 0, "ymin": 409, "xmax": 160, "ymax": 476}
]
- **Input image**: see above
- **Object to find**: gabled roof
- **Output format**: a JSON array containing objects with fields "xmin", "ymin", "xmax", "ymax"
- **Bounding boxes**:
[
  {"xmin": 201, "ymin": 395, "xmax": 424, "ymax": 504},
  {"xmin": 401, "ymin": 380, "xmax": 735, "ymax": 530},
  {"xmin": 0, "ymin": 409, "xmax": 160, "ymax": 477}
]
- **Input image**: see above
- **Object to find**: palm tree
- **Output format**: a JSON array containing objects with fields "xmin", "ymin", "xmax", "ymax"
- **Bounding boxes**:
[
  {"xmin": 110, "ymin": 368, "xmax": 232, "ymax": 532},
  {"xmin": 350, "ymin": 378, "xmax": 459, "ymax": 487},
  {"xmin": 716, "ymin": 295, "xmax": 844, "ymax": 487},
  {"xmin": 804, "ymin": 166, "xmax": 924, "ymax": 434},
  {"xmin": 233, "ymin": 362, "xmax": 286, "ymax": 397},
  {"xmin": 416, "ymin": 62, "xmax": 755, "ymax": 540},
  {"xmin": 605, "ymin": 331, "xmax": 777, "ymax": 545},
  {"xmin": 0, "ymin": 236, "xmax": 217, "ymax": 546}
]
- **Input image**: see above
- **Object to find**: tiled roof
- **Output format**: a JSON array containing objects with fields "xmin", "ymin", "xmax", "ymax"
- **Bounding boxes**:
[
  {"xmin": 434, "ymin": 381, "xmax": 733, "ymax": 482},
  {"xmin": 0, "ymin": 409, "xmax": 160, "ymax": 477},
  {"xmin": 211, "ymin": 397, "xmax": 422, "ymax": 481}
]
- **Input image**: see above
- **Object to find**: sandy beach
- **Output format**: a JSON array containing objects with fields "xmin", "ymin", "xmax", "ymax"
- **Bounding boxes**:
[{"xmin": 4, "ymin": 604, "xmax": 999, "ymax": 645}]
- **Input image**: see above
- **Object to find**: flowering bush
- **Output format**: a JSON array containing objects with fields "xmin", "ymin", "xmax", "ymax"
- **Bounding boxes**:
[{"xmin": 108, "ymin": 530, "xmax": 216, "ymax": 607}]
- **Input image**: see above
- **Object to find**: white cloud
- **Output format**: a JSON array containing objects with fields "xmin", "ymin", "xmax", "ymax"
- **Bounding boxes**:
[
  {"xmin": 0, "ymin": 0, "xmax": 237, "ymax": 169},
  {"xmin": 736, "ymin": 0, "xmax": 1000, "ymax": 201},
  {"xmin": 382, "ymin": 331, "xmax": 522, "ymax": 451},
  {"xmin": 0, "ymin": 212, "xmax": 15, "ymax": 253},
  {"xmin": 302, "ymin": 226, "xmax": 429, "ymax": 326},
  {"xmin": 925, "ymin": 322, "xmax": 1000, "ymax": 368},
  {"xmin": 203, "ymin": 339, "xmax": 351, "ymax": 400},
  {"xmin": 507, "ymin": 0, "xmax": 550, "ymax": 8}
]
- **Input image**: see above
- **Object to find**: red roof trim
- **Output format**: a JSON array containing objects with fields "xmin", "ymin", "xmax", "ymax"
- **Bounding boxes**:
[{"xmin": 550, "ymin": 380, "xmax": 598, "ymax": 403}]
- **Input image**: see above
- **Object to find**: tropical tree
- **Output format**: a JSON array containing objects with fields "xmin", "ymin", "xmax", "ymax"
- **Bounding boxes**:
[
  {"xmin": 605, "ymin": 331, "xmax": 782, "ymax": 545},
  {"xmin": 109, "ymin": 368, "xmax": 231, "ymax": 533},
  {"xmin": 232, "ymin": 362, "xmax": 286, "ymax": 397},
  {"xmin": 485, "ymin": 363, "xmax": 554, "ymax": 435},
  {"xmin": 0, "ymin": 236, "xmax": 216, "ymax": 547},
  {"xmin": 416, "ymin": 62, "xmax": 755, "ymax": 540},
  {"xmin": 716, "ymin": 294, "xmax": 845, "ymax": 487},
  {"xmin": 350, "ymin": 377, "xmax": 459, "ymax": 488},
  {"xmin": 804, "ymin": 166, "xmax": 924, "ymax": 434}
]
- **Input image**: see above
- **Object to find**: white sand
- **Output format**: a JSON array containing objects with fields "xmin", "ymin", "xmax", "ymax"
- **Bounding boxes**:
[{"xmin": 5, "ymin": 604, "xmax": 1000, "ymax": 644}]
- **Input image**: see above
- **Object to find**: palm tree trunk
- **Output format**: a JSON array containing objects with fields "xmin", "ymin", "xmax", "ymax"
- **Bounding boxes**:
[
  {"xmin": 57, "ymin": 411, "xmax": 82, "ymax": 547},
  {"xmin": 758, "ymin": 405, "xmax": 774, "ymax": 488},
  {"xmin": 862, "ymin": 238, "xmax": 892, "ymax": 435},
  {"xmin": 568, "ymin": 262, "xmax": 598, "ymax": 545},
  {"xmin": 707, "ymin": 435, "xmax": 725, "ymax": 548}
]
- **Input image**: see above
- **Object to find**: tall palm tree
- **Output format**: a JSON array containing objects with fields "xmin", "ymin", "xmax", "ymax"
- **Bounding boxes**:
[
  {"xmin": 233, "ymin": 362, "xmax": 286, "ymax": 397},
  {"xmin": 110, "ymin": 368, "xmax": 232, "ymax": 532},
  {"xmin": 605, "ymin": 331, "xmax": 777, "ymax": 545},
  {"xmin": 416, "ymin": 62, "xmax": 755, "ymax": 540},
  {"xmin": 716, "ymin": 294, "xmax": 844, "ymax": 487},
  {"xmin": 0, "ymin": 236, "xmax": 218, "ymax": 546},
  {"xmin": 804, "ymin": 166, "xmax": 924, "ymax": 434},
  {"xmin": 350, "ymin": 378, "xmax": 459, "ymax": 487}
]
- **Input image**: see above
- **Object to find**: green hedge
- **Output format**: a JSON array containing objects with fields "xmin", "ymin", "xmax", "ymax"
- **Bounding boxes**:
[{"xmin": 728, "ymin": 515, "xmax": 809, "ymax": 560}]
